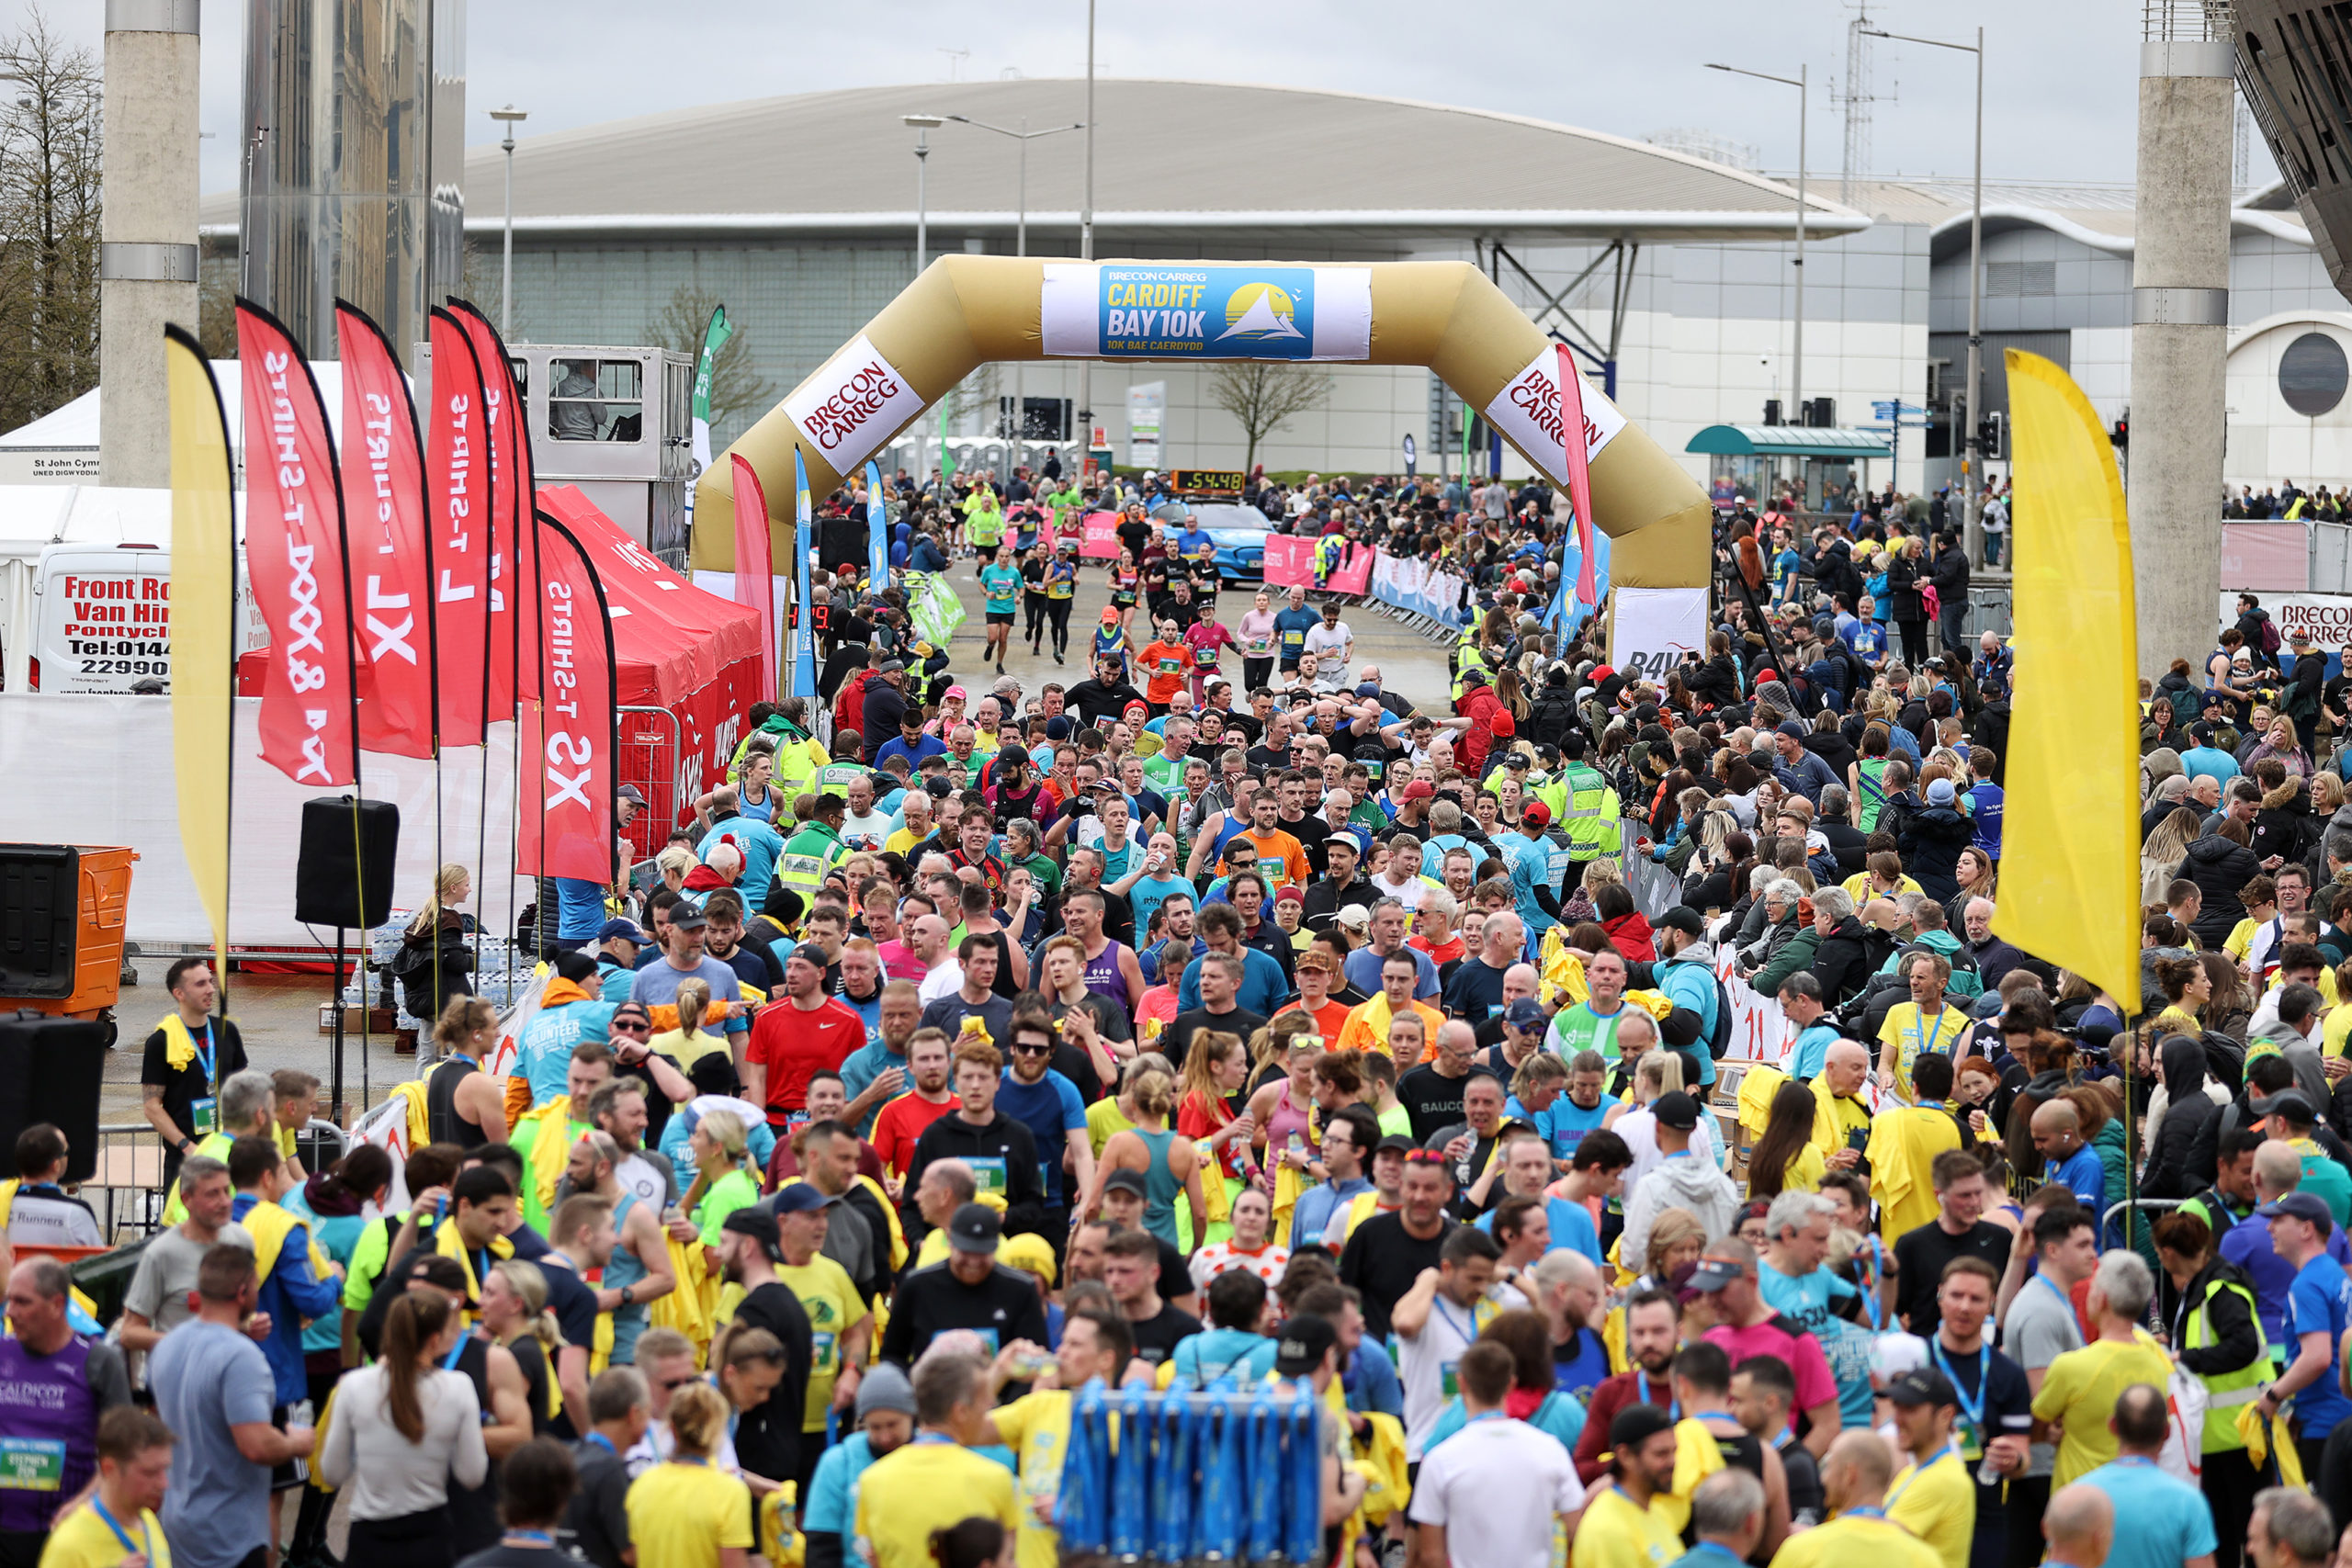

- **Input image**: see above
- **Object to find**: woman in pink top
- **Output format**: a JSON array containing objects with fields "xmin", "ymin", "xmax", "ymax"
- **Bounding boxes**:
[
  {"xmin": 1183, "ymin": 615, "xmax": 1238, "ymax": 704},
  {"xmin": 1238, "ymin": 589, "xmax": 1280, "ymax": 694}
]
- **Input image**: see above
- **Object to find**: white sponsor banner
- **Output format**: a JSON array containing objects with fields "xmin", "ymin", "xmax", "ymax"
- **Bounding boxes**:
[
  {"xmin": 1127, "ymin": 381, "xmax": 1165, "ymax": 468},
  {"xmin": 1370, "ymin": 551, "xmax": 1471, "ymax": 628},
  {"xmin": 783, "ymin": 333, "xmax": 924, "ymax": 474},
  {"xmin": 1609, "ymin": 585, "xmax": 1709, "ymax": 683},
  {"xmin": 2216, "ymin": 592, "xmax": 2352, "ymax": 653},
  {"xmin": 1039, "ymin": 264, "xmax": 1374, "ymax": 362},
  {"xmin": 1481, "ymin": 347, "xmax": 1629, "ymax": 493}
]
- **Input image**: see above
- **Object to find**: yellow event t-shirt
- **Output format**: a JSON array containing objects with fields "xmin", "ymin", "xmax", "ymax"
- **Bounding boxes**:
[
  {"xmin": 854, "ymin": 1439, "xmax": 1022, "ymax": 1568},
  {"xmin": 1767, "ymin": 1512, "xmax": 1941, "ymax": 1568},
  {"xmin": 778, "ymin": 1254, "xmax": 868, "ymax": 1432},
  {"xmin": 625, "ymin": 1461, "xmax": 753, "ymax": 1568},
  {"xmin": 1885, "ymin": 1449, "xmax": 1977, "ymax": 1568},
  {"xmin": 989, "ymin": 1390, "xmax": 1077, "ymax": 1568},
  {"xmin": 2030, "ymin": 1337, "xmax": 2175, "ymax": 1486},
  {"xmin": 40, "ymin": 1503, "xmax": 172, "ymax": 1568},
  {"xmin": 1570, "ymin": 1485, "xmax": 1683, "ymax": 1568}
]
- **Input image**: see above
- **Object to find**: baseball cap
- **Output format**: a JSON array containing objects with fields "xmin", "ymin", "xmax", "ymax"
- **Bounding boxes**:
[
  {"xmin": 1273, "ymin": 1313, "xmax": 1338, "ymax": 1376},
  {"xmin": 1103, "ymin": 1169, "xmax": 1148, "ymax": 1198},
  {"xmin": 616, "ymin": 784, "xmax": 649, "ymax": 807},
  {"xmin": 944, "ymin": 685, "xmax": 968, "ymax": 702},
  {"xmin": 946, "ymin": 1202, "xmax": 1002, "ymax": 1253},
  {"xmin": 1655, "ymin": 907, "xmax": 1705, "ymax": 937},
  {"xmin": 1653, "ymin": 1091, "xmax": 1701, "ymax": 1132},
  {"xmin": 1688, "ymin": 1257, "xmax": 1742, "ymax": 1292},
  {"xmin": 1374, "ymin": 1134, "xmax": 1419, "ymax": 1157},
  {"xmin": 1885, "ymin": 1368, "xmax": 1960, "ymax": 1408},
  {"xmin": 1334, "ymin": 906, "xmax": 1373, "ymax": 932},
  {"xmin": 668, "ymin": 904, "xmax": 708, "ymax": 931},
  {"xmin": 1295, "ymin": 947, "xmax": 1335, "ymax": 972},
  {"xmin": 2254, "ymin": 1089, "xmax": 2316, "ymax": 1121},
  {"xmin": 787, "ymin": 942, "xmax": 831, "ymax": 970},
  {"xmin": 768, "ymin": 1184, "xmax": 833, "ymax": 1214},
  {"xmin": 1401, "ymin": 781, "xmax": 1436, "ymax": 802},
  {"xmin": 2258, "ymin": 1191, "xmax": 2335, "ymax": 1227},
  {"xmin": 410, "ymin": 1253, "xmax": 477, "ymax": 1304},
  {"xmin": 596, "ymin": 917, "xmax": 647, "ymax": 945},
  {"xmin": 1355, "ymin": 682, "xmax": 1382, "ymax": 699},
  {"xmin": 1611, "ymin": 1403, "xmax": 1678, "ymax": 1450},
  {"xmin": 1503, "ymin": 998, "xmax": 1547, "ymax": 1031},
  {"xmin": 1102, "ymin": 606, "xmax": 1121, "ymax": 623},
  {"xmin": 1521, "ymin": 801, "xmax": 1553, "ymax": 829},
  {"xmin": 721, "ymin": 1206, "xmax": 784, "ymax": 1258}
]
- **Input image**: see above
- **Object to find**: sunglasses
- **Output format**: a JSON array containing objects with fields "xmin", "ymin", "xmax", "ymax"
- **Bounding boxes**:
[
  {"xmin": 659, "ymin": 1376, "xmax": 695, "ymax": 1392},
  {"xmin": 611, "ymin": 1019, "xmax": 650, "ymax": 1035},
  {"xmin": 1011, "ymin": 1040, "xmax": 1055, "ymax": 1055},
  {"xmin": 1402, "ymin": 1149, "xmax": 1451, "ymax": 1166}
]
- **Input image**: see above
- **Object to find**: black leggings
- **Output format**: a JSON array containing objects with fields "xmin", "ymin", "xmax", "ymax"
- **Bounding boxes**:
[
  {"xmin": 1024, "ymin": 593, "xmax": 1049, "ymax": 646},
  {"xmin": 345, "ymin": 1506, "xmax": 454, "ymax": 1568},
  {"xmin": 1243, "ymin": 657, "xmax": 1273, "ymax": 694},
  {"xmin": 1897, "ymin": 617, "xmax": 1929, "ymax": 667},
  {"xmin": 1046, "ymin": 598, "xmax": 1073, "ymax": 654}
]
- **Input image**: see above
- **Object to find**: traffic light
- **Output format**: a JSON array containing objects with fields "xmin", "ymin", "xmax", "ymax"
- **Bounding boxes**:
[
  {"xmin": 2110, "ymin": 413, "xmax": 2129, "ymax": 449},
  {"xmin": 1975, "ymin": 412, "xmax": 2005, "ymax": 459},
  {"xmin": 1763, "ymin": 399, "xmax": 1783, "ymax": 426}
]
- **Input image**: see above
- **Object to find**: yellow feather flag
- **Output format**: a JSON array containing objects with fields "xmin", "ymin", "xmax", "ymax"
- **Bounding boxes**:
[
  {"xmin": 167, "ymin": 325, "xmax": 237, "ymax": 979},
  {"xmin": 1991, "ymin": 348, "xmax": 2139, "ymax": 1004}
]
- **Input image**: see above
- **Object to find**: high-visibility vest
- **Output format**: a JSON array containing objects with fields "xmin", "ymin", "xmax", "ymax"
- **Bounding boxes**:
[
  {"xmin": 2183, "ymin": 1277, "xmax": 2268, "ymax": 1452},
  {"xmin": 1451, "ymin": 645, "xmax": 1490, "ymax": 702},
  {"xmin": 775, "ymin": 821, "xmax": 844, "ymax": 905},
  {"xmin": 1558, "ymin": 762, "xmax": 1623, "ymax": 856}
]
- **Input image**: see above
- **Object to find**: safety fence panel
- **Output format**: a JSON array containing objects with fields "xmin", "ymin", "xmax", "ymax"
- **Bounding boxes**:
[{"xmin": 617, "ymin": 705, "xmax": 684, "ymax": 859}]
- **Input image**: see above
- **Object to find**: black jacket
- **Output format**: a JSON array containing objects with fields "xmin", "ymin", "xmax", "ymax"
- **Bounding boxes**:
[
  {"xmin": 2143, "ymin": 1034, "xmax": 2222, "ymax": 1199},
  {"xmin": 1929, "ymin": 546, "xmax": 1971, "ymax": 605},
  {"xmin": 1894, "ymin": 805, "xmax": 1973, "ymax": 903},
  {"xmin": 393, "ymin": 913, "xmax": 474, "ymax": 1021},
  {"xmin": 2181, "ymin": 832, "xmax": 2262, "ymax": 948},
  {"xmin": 1886, "ymin": 554, "xmax": 1927, "ymax": 624},
  {"xmin": 1523, "ymin": 688, "xmax": 1580, "ymax": 751},
  {"xmin": 900, "ymin": 1110, "xmax": 1046, "ymax": 1242},
  {"xmin": 1688, "ymin": 655, "xmax": 1742, "ymax": 710},
  {"xmin": 1810, "ymin": 915, "xmax": 1876, "ymax": 1007}
]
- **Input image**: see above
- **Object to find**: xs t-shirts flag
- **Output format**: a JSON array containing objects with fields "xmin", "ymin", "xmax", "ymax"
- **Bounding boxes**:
[
  {"xmin": 516, "ymin": 513, "xmax": 617, "ymax": 883},
  {"xmin": 731, "ymin": 453, "xmax": 776, "ymax": 703},
  {"xmin": 448, "ymin": 301, "xmax": 527, "ymax": 716},
  {"xmin": 236, "ymin": 299, "xmax": 356, "ymax": 785},
  {"xmin": 337, "ymin": 300, "xmax": 436, "ymax": 760},
  {"xmin": 427, "ymin": 308, "xmax": 492, "ymax": 748}
]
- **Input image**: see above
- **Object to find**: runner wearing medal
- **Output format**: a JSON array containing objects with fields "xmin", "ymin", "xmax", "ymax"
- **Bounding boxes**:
[
  {"xmin": 42, "ymin": 1407, "xmax": 174, "ymax": 1568},
  {"xmin": 1884, "ymin": 1368, "xmax": 1978, "ymax": 1568},
  {"xmin": 1923, "ymin": 1253, "xmax": 2034, "ymax": 1568}
]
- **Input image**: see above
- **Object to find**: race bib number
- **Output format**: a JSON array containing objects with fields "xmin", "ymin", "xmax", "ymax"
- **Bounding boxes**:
[
  {"xmin": 811, "ymin": 1330, "xmax": 838, "ymax": 1374},
  {"xmin": 189, "ymin": 1097, "xmax": 218, "ymax": 1137},
  {"xmin": 0, "ymin": 1438, "xmax": 64, "ymax": 1490},
  {"xmin": 968, "ymin": 1156, "xmax": 1009, "ymax": 1195},
  {"xmin": 1261, "ymin": 855, "xmax": 1287, "ymax": 885}
]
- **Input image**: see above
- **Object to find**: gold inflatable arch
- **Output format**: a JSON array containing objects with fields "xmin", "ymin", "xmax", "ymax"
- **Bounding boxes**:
[{"xmin": 691, "ymin": 255, "xmax": 1709, "ymax": 589}]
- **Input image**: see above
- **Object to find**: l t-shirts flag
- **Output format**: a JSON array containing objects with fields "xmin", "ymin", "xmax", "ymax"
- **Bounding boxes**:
[
  {"xmin": 427, "ymin": 308, "xmax": 492, "ymax": 748},
  {"xmin": 1555, "ymin": 344, "xmax": 1599, "ymax": 606},
  {"xmin": 515, "ymin": 513, "xmax": 617, "ymax": 883},
  {"xmin": 791, "ymin": 449, "xmax": 818, "ymax": 700},
  {"xmin": 165, "ymin": 324, "xmax": 236, "ymax": 979},
  {"xmin": 731, "ymin": 453, "xmax": 777, "ymax": 703},
  {"xmin": 865, "ymin": 461, "xmax": 889, "ymax": 589},
  {"xmin": 237, "ymin": 299, "xmax": 356, "ymax": 785},
  {"xmin": 337, "ymin": 300, "xmax": 436, "ymax": 760},
  {"xmin": 448, "ymin": 300, "xmax": 525, "ymax": 718}
]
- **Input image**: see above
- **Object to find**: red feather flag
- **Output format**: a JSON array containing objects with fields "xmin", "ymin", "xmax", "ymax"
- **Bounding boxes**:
[
  {"xmin": 427, "ymin": 308, "xmax": 492, "ymax": 747},
  {"xmin": 237, "ymin": 300, "xmax": 357, "ymax": 785},
  {"xmin": 1555, "ymin": 343, "xmax": 1600, "ymax": 606},
  {"xmin": 447, "ymin": 301, "xmax": 527, "ymax": 718},
  {"xmin": 731, "ymin": 454, "xmax": 777, "ymax": 703},
  {"xmin": 336, "ymin": 300, "xmax": 436, "ymax": 759}
]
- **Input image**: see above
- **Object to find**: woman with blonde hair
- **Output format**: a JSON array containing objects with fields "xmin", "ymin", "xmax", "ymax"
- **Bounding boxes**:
[
  {"xmin": 395, "ymin": 863, "xmax": 476, "ymax": 1025},
  {"xmin": 684, "ymin": 1109, "xmax": 759, "ymax": 1269},
  {"xmin": 1637, "ymin": 1208, "xmax": 1708, "ymax": 1291},
  {"xmin": 625, "ymin": 1381, "xmax": 752, "ymax": 1568},
  {"xmin": 426, "ymin": 997, "xmax": 508, "ymax": 1145},
  {"xmin": 651, "ymin": 976, "xmax": 728, "ymax": 1074},
  {"xmin": 478, "ymin": 1260, "xmax": 563, "ymax": 1435},
  {"xmin": 1079, "ymin": 1064, "xmax": 1205, "ymax": 1249},
  {"xmin": 2140, "ymin": 807, "xmax": 2204, "ymax": 905},
  {"xmin": 321, "ymin": 1292, "xmax": 488, "ymax": 1568}
]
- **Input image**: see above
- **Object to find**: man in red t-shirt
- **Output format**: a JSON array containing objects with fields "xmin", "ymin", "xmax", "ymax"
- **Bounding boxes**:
[
  {"xmin": 869, "ymin": 1029, "xmax": 957, "ymax": 1179},
  {"xmin": 1274, "ymin": 949, "xmax": 1351, "ymax": 1046},
  {"xmin": 744, "ymin": 942, "xmax": 864, "ymax": 1127}
]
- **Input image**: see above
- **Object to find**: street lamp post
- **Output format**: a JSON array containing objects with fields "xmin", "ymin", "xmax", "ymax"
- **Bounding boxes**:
[
  {"xmin": 1865, "ymin": 24, "xmax": 1985, "ymax": 566},
  {"xmin": 904, "ymin": 114, "xmax": 944, "ymax": 484},
  {"xmin": 938, "ymin": 113, "xmax": 1084, "ymax": 459},
  {"xmin": 1080, "ymin": 0, "xmax": 1096, "ymax": 479},
  {"xmin": 1705, "ymin": 63, "xmax": 1807, "ymax": 436},
  {"xmin": 489, "ymin": 106, "xmax": 527, "ymax": 336}
]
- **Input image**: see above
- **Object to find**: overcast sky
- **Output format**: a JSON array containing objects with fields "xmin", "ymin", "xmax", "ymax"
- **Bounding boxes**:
[{"xmin": 17, "ymin": 0, "xmax": 2263, "ymax": 197}]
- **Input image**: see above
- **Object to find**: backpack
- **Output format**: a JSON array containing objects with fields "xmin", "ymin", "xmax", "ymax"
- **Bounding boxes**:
[
  {"xmin": 2261, "ymin": 615, "xmax": 2283, "ymax": 655},
  {"xmin": 1707, "ymin": 971, "xmax": 1736, "ymax": 1060}
]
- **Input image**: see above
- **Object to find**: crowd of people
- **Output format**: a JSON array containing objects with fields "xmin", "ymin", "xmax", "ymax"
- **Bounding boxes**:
[{"xmin": 18, "ymin": 453, "xmax": 2352, "ymax": 1568}]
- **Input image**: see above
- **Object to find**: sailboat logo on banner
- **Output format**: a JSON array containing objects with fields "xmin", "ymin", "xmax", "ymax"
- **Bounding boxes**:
[{"xmin": 1216, "ymin": 283, "xmax": 1305, "ymax": 343}]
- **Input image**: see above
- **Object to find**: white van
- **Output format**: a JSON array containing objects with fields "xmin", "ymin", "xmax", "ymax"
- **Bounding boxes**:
[{"xmin": 25, "ymin": 539, "xmax": 263, "ymax": 694}]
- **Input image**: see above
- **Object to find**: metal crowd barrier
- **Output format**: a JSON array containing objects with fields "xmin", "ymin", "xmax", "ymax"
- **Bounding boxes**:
[
  {"xmin": 1057, "ymin": 1382, "xmax": 1324, "ymax": 1564},
  {"xmin": 82, "ymin": 1116, "xmax": 352, "ymax": 1246}
]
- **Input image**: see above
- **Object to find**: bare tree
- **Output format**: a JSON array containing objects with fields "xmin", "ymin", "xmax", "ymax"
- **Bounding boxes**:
[
  {"xmin": 0, "ymin": 12, "xmax": 100, "ymax": 433},
  {"xmin": 646, "ymin": 284, "xmax": 775, "ymax": 449},
  {"xmin": 1207, "ymin": 361, "xmax": 1331, "ymax": 472}
]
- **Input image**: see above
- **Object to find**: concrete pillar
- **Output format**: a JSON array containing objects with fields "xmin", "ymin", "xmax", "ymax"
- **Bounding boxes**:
[
  {"xmin": 2128, "ymin": 28, "xmax": 2235, "ymax": 677},
  {"xmin": 99, "ymin": 0, "xmax": 201, "ymax": 489}
]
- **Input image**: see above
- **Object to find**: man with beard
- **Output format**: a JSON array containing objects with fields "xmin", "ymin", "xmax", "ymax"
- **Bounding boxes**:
[
  {"xmin": 918, "ymin": 937, "xmax": 1015, "ymax": 1045},
  {"xmin": 870, "ymin": 1031, "xmax": 958, "ymax": 1182},
  {"xmin": 1571, "ymin": 1288, "xmax": 1684, "ymax": 1481},
  {"xmin": 579, "ymin": 1077, "xmax": 677, "ymax": 1213},
  {"xmin": 1337, "ymin": 1146, "xmax": 1458, "ymax": 1338},
  {"xmin": 1442, "ymin": 911, "xmax": 1522, "ymax": 1027},
  {"xmin": 1528, "ymin": 1249, "xmax": 1612, "ymax": 1403},
  {"xmin": 1138, "ymin": 892, "xmax": 1204, "ymax": 986},
  {"xmin": 1301, "ymin": 831, "xmax": 1376, "ymax": 931},
  {"xmin": 839, "ymin": 981, "xmax": 921, "ymax": 1137},
  {"xmin": 1064, "ymin": 653, "xmax": 1146, "ymax": 730},
  {"xmin": 996, "ymin": 1009, "xmax": 1096, "ymax": 1249},
  {"xmin": 1057, "ymin": 886, "xmax": 1145, "ymax": 1013},
  {"xmin": 560, "ymin": 1128, "xmax": 679, "ymax": 1368},
  {"xmin": 767, "ymin": 1183, "xmax": 871, "ymax": 1499},
  {"xmin": 708, "ymin": 1208, "xmax": 815, "ymax": 1494}
]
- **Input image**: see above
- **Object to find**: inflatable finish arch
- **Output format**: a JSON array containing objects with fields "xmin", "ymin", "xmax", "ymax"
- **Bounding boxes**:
[{"xmin": 691, "ymin": 256, "xmax": 1709, "ymax": 590}]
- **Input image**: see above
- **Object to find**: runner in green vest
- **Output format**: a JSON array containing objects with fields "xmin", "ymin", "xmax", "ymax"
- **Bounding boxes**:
[
  {"xmin": 776, "ymin": 795, "xmax": 849, "ymax": 910},
  {"xmin": 1553, "ymin": 735, "xmax": 1623, "ymax": 879}
]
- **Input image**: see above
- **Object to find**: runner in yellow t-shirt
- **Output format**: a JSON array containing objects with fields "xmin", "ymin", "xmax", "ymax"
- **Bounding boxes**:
[
  {"xmin": 768, "ymin": 1188, "xmax": 873, "ymax": 1437},
  {"xmin": 1571, "ymin": 1406, "xmax": 1687, "ymax": 1568},
  {"xmin": 854, "ymin": 1351, "xmax": 1021, "ymax": 1568},
  {"xmin": 978, "ymin": 1308, "xmax": 1132, "ymax": 1568},
  {"xmin": 39, "ymin": 1408, "xmax": 174, "ymax": 1568},
  {"xmin": 1883, "ymin": 1369, "xmax": 1976, "ymax": 1568}
]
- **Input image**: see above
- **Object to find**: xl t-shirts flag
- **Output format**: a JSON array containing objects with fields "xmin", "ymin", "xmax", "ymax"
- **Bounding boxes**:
[
  {"xmin": 684, "ymin": 305, "xmax": 732, "ymax": 528},
  {"xmin": 516, "ymin": 513, "xmax": 617, "ymax": 883},
  {"xmin": 732, "ymin": 453, "xmax": 777, "ymax": 704},
  {"xmin": 237, "ymin": 300, "xmax": 356, "ymax": 785},
  {"xmin": 427, "ymin": 308, "xmax": 492, "ymax": 748},
  {"xmin": 449, "ymin": 300, "xmax": 526, "ymax": 717},
  {"xmin": 166, "ymin": 324, "xmax": 236, "ymax": 978},
  {"xmin": 337, "ymin": 300, "xmax": 436, "ymax": 760},
  {"xmin": 1993, "ymin": 348, "xmax": 2139, "ymax": 1007}
]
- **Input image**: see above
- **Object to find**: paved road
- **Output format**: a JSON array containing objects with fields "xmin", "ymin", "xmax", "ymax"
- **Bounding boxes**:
[{"xmin": 922, "ymin": 558, "xmax": 1457, "ymax": 715}]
